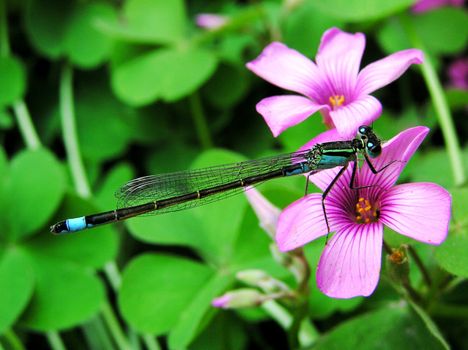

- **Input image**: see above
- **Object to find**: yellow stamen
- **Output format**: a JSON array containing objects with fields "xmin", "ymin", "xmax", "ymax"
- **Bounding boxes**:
[
  {"xmin": 355, "ymin": 197, "xmax": 379, "ymax": 224},
  {"xmin": 329, "ymin": 95, "xmax": 345, "ymax": 110}
]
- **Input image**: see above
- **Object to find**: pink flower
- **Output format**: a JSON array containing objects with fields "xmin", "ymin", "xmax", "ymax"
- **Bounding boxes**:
[
  {"xmin": 246, "ymin": 28, "xmax": 424, "ymax": 138},
  {"xmin": 195, "ymin": 14, "xmax": 228, "ymax": 30},
  {"xmin": 276, "ymin": 126, "xmax": 451, "ymax": 298},
  {"xmin": 412, "ymin": 0, "xmax": 464, "ymax": 13},
  {"xmin": 447, "ymin": 57, "xmax": 468, "ymax": 90}
]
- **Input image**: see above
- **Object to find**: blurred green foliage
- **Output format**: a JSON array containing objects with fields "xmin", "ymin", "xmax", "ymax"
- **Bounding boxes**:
[{"xmin": 0, "ymin": 0, "xmax": 467, "ymax": 349}]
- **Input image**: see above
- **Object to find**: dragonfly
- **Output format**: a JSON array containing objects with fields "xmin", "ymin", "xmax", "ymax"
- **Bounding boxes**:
[{"xmin": 50, "ymin": 125, "xmax": 394, "ymax": 235}]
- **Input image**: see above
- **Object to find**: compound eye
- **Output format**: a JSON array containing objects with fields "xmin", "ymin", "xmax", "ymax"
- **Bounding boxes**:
[{"xmin": 367, "ymin": 143, "xmax": 381, "ymax": 158}]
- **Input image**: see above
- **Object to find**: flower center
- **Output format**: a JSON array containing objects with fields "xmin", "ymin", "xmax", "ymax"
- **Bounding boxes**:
[
  {"xmin": 329, "ymin": 95, "xmax": 345, "ymax": 110},
  {"xmin": 355, "ymin": 197, "xmax": 379, "ymax": 224}
]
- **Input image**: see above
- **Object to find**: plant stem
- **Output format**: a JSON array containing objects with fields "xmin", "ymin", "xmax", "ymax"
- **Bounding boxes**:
[
  {"xmin": 59, "ymin": 62, "xmax": 91, "ymax": 198},
  {"xmin": 189, "ymin": 92, "xmax": 213, "ymax": 149},
  {"xmin": 13, "ymin": 101, "xmax": 41, "ymax": 150},
  {"xmin": 101, "ymin": 302, "xmax": 131, "ymax": 350},
  {"xmin": 400, "ymin": 14, "xmax": 466, "ymax": 186},
  {"xmin": 2, "ymin": 329, "xmax": 25, "ymax": 350},
  {"xmin": 46, "ymin": 332, "xmax": 66, "ymax": 350},
  {"xmin": 0, "ymin": 0, "xmax": 41, "ymax": 150}
]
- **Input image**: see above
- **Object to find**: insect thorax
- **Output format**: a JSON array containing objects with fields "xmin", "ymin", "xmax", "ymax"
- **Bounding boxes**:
[{"xmin": 305, "ymin": 145, "xmax": 323, "ymax": 168}]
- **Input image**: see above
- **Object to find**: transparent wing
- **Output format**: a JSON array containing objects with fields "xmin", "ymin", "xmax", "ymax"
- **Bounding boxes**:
[{"xmin": 115, "ymin": 150, "xmax": 313, "ymax": 215}]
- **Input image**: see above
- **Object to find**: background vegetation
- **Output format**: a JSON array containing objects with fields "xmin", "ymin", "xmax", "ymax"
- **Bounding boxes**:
[{"xmin": 0, "ymin": 0, "xmax": 467, "ymax": 349}]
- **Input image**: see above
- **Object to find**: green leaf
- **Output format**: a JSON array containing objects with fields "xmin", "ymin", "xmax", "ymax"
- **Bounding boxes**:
[
  {"xmin": 409, "ymin": 148, "xmax": 468, "ymax": 188},
  {"xmin": 190, "ymin": 313, "xmax": 247, "ymax": 350},
  {"xmin": 43, "ymin": 193, "xmax": 119, "ymax": 269},
  {"xmin": 0, "ymin": 109, "xmax": 14, "ymax": 129},
  {"xmin": 446, "ymin": 89, "xmax": 468, "ymax": 110},
  {"xmin": 111, "ymin": 47, "xmax": 217, "ymax": 106},
  {"xmin": 168, "ymin": 273, "xmax": 232, "ymax": 349},
  {"xmin": 19, "ymin": 255, "xmax": 105, "ymax": 331},
  {"xmin": 414, "ymin": 8, "xmax": 468, "ymax": 54},
  {"xmin": 0, "ymin": 249, "xmax": 35, "ymax": 333},
  {"xmin": 283, "ymin": 2, "xmax": 343, "ymax": 56},
  {"xmin": 122, "ymin": 0, "xmax": 186, "ymax": 44},
  {"xmin": 435, "ymin": 188, "xmax": 468, "ymax": 277},
  {"xmin": 25, "ymin": 0, "xmax": 116, "ymax": 67},
  {"xmin": 305, "ymin": 0, "xmax": 413, "ymax": 22},
  {"xmin": 378, "ymin": 10, "xmax": 468, "ymax": 55},
  {"xmin": 119, "ymin": 254, "xmax": 213, "ymax": 334},
  {"xmin": 0, "ymin": 56, "xmax": 26, "ymax": 107},
  {"xmin": 75, "ymin": 83, "xmax": 137, "ymax": 162},
  {"xmin": 63, "ymin": 2, "xmax": 117, "ymax": 68},
  {"xmin": 95, "ymin": 163, "xmax": 135, "ymax": 210},
  {"xmin": 202, "ymin": 64, "xmax": 249, "ymax": 109},
  {"xmin": 25, "ymin": 0, "xmax": 72, "ymax": 58},
  {"xmin": 314, "ymin": 303, "xmax": 447, "ymax": 349},
  {"xmin": 2, "ymin": 149, "xmax": 66, "ymax": 239},
  {"xmin": 408, "ymin": 300, "xmax": 450, "ymax": 350}
]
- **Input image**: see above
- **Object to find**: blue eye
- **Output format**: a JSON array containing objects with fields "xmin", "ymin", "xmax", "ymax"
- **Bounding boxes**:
[{"xmin": 367, "ymin": 142, "xmax": 374, "ymax": 148}]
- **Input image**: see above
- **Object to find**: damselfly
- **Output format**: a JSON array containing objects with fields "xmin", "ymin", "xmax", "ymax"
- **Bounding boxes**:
[{"xmin": 50, "ymin": 125, "xmax": 394, "ymax": 234}]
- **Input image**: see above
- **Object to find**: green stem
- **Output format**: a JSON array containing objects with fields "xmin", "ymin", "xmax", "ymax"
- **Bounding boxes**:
[
  {"xmin": 188, "ymin": 92, "xmax": 213, "ymax": 149},
  {"xmin": 59, "ymin": 62, "xmax": 91, "ymax": 198},
  {"xmin": 13, "ymin": 101, "xmax": 42, "ymax": 150},
  {"xmin": 101, "ymin": 302, "xmax": 131, "ymax": 350},
  {"xmin": 46, "ymin": 332, "xmax": 66, "ymax": 350},
  {"xmin": 2, "ymin": 329, "xmax": 25, "ymax": 350},
  {"xmin": 400, "ymin": 14, "xmax": 466, "ymax": 186},
  {"xmin": 83, "ymin": 317, "xmax": 116, "ymax": 350},
  {"xmin": 262, "ymin": 299, "xmax": 319, "ymax": 348},
  {"xmin": 0, "ymin": 0, "xmax": 41, "ymax": 150}
]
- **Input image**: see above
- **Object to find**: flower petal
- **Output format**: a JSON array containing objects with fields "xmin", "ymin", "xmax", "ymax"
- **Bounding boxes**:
[
  {"xmin": 246, "ymin": 42, "xmax": 325, "ymax": 99},
  {"xmin": 316, "ymin": 28, "xmax": 366, "ymax": 97},
  {"xmin": 380, "ymin": 182, "xmax": 451, "ymax": 245},
  {"xmin": 356, "ymin": 49, "xmax": 424, "ymax": 95},
  {"xmin": 245, "ymin": 187, "xmax": 281, "ymax": 239},
  {"xmin": 329, "ymin": 95, "xmax": 382, "ymax": 139},
  {"xmin": 359, "ymin": 126, "xmax": 429, "ymax": 192},
  {"xmin": 276, "ymin": 194, "xmax": 329, "ymax": 251},
  {"xmin": 256, "ymin": 95, "xmax": 326, "ymax": 136},
  {"xmin": 195, "ymin": 14, "xmax": 228, "ymax": 29},
  {"xmin": 317, "ymin": 222, "xmax": 383, "ymax": 298},
  {"xmin": 298, "ymin": 128, "xmax": 344, "ymax": 153}
]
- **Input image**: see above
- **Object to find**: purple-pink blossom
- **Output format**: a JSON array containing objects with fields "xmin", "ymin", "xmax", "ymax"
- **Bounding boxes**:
[
  {"xmin": 246, "ymin": 27, "xmax": 424, "ymax": 139},
  {"xmin": 412, "ymin": 0, "xmax": 464, "ymax": 13},
  {"xmin": 275, "ymin": 126, "xmax": 451, "ymax": 298},
  {"xmin": 195, "ymin": 14, "xmax": 228, "ymax": 30},
  {"xmin": 447, "ymin": 57, "xmax": 468, "ymax": 90}
]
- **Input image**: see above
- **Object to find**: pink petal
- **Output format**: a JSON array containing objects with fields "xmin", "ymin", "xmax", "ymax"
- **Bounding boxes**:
[
  {"xmin": 298, "ymin": 128, "xmax": 344, "ymax": 153},
  {"xmin": 316, "ymin": 28, "xmax": 366, "ymax": 97},
  {"xmin": 329, "ymin": 95, "xmax": 382, "ymax": 139},
  {"xmin": 317, "ymin": 222, "xmax": 383, "ymax": 298},
  {"xmin": 359, "ymin": 126, "xmax": 429, "ymax": 191},
  {"xmin": 256, "ymin": 95, "xmax": 326, "ymax": 136},
  {"xmin": 195, "ymin": 14, "xmax": 228, "ymax": 29},
  {"xmin": 356, "ymin": 49, "xmax": 424, "ymax": 95},
  {"xmin": 246, "ymin": 42, "xmax": 325, "ymax": 100},
  {"xmin": 380, "ymin": 183, "xmax": 451, "ymax": 245},
  {"xmin": 276, "ymin": 194, "xmax": 329, "ymax": 251},
  {"xmin": 245, "ymin": 187, "xmax": 281, "ymax": 239}
]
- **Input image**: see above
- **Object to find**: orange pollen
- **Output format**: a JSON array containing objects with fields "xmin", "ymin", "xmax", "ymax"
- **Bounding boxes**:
[
  {"xmin": 355, "ymin": 197, "xmax": 379, "ymax": 224},
  {"xmin": 329, "ymin": 95, "xmax": 345, "ymax": 109},
  {"xmin": 389, "ymin": 250, "xmax": 405, "ymax": 264}
]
